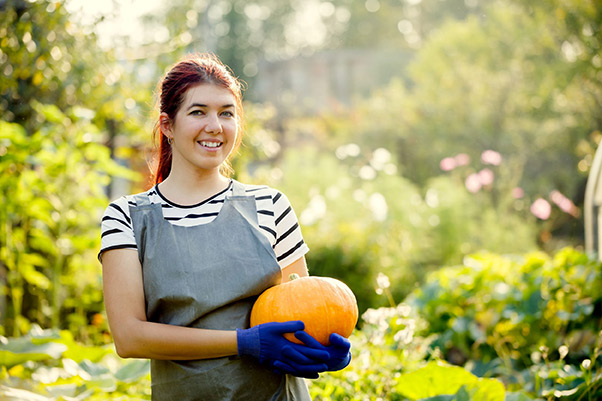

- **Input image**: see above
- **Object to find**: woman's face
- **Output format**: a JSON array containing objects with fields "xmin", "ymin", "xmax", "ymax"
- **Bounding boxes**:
[{"xmin": 163, "ymin": 83, "xmax": 238, "ymax": 176}]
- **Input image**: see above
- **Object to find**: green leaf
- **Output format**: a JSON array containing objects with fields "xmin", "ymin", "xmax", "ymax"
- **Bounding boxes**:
[
  {"xmin": 504, "ymin": 392, "xmax": 535, "ymax": 401},
  {"xmin": 78, "ymin": 359, "xmax": 110, "ymax": 377},
  {"xmin": 114, "ymin": 359, "xmax": 150, "ymax": 383},
  {"xmin": 85, "ymin": 376, "xmax": 117, "ymax": 392},
  {"xmin": 20, "ymin": 264, "xmax": 51, "ymax": 290},
  {"xmin": 29, "ymin": 325, "xmax": 62, "ymax": 342},
  {"xmin": 61, "ymin": 341, "xmax": 112, "ymax": 363},
  {"xmin": 45, "ymin": 383, "xmax": 78, "ymax": 398},
  {"xmin": 32, "ymin": 102, "xmax": 66, "ymax": 124},
  {"xmin": 395, "ymin": 362, "xmax": 478, "ymax": 400},
  {"xmin": 0, "ymin": 339, "xmax": 67, "ymax": 368},
  {"xmin": 0, "ymin": 121, "xmax": 27, "ymax": 142},
  {"xmin": 0, "ymin": 384, "xmax": 51, "ymax": 400},
  {"xmin": 465, "ymin": 378, "xmax": 505, "ymax": 401}
]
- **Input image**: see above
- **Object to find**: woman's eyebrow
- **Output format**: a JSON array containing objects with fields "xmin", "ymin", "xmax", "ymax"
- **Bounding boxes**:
[
  {"xmin": 187, "ymin": 102, "xmax": 235, "ymax": 110},
  {"xmin": 187, "ymin": 103, "xmax": 207, "ymax": 110}
]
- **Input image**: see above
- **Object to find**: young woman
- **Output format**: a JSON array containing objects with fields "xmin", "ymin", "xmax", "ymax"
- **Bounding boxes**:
[{"xmin": 99, "ymin": 53, "xmax": 351, "ymax": 400}]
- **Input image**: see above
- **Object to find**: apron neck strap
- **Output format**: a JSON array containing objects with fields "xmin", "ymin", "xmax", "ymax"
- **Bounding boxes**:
[
  {"xmin": 133, "ymin": 192, "xmax": 151, "ymax": 206},
  {"xmin": 231, "ymin": 180, "xmax": 246, "ymax": 197}
]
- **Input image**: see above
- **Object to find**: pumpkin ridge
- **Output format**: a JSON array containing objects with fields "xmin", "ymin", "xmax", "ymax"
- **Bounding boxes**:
[{"xmin": 318, "ymin": 279, "xmax": 332, "ymax": 345}]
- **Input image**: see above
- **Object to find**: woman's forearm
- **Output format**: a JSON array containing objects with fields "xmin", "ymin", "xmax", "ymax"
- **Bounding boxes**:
[{"xmin": 113, "ymin": 318, "xmax": 238, "ymax": 360}]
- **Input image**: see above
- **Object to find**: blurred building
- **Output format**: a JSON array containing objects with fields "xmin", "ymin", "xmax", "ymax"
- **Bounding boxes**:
[{"xmin": 252, "ymin": 49, "xmax": 413, "ymax": 115}]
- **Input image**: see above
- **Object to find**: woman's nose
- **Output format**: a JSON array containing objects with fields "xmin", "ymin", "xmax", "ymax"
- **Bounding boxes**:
[{"xmin": 205, "ymin": 113, "xmax": 222, "ymax": 134}]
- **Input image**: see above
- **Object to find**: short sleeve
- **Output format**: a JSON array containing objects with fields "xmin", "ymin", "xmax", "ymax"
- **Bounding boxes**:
[
  {"xmin": 98, "ymin": 196, "xmax": 137, "ymax": 261},
  {"xmin": 272, "ymin": 191, "xmax": 310, "ymax": 268}
]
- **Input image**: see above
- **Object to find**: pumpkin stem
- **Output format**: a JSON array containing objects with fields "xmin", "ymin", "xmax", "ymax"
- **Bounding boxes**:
[{"xmin": 289, "ymin": 273, "xmax": 300, "ymax": 281}]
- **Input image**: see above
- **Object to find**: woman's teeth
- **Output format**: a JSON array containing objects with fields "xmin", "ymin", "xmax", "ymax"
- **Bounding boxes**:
[{"xmin": 199, "ymin": 141, "xmax": 222, "ymax": 148}]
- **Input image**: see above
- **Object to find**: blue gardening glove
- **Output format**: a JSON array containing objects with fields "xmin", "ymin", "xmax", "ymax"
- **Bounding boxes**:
[
  {"xmin": 270, "ymin": 345, "xmax": 327, "ymax": 379},
  {"xmin": 293, "ymin": 332, "xmax": 352, "ymax": 372},
  {"xmin": 237, "ymin": 321, "xmax": 329, "ymax": 378}
]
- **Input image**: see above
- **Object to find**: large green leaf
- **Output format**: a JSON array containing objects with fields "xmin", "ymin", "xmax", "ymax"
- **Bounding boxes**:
[
  {"xmin": 504, "ymin": 392, "xmax": 535, "ymax": 401},
  {"xmin": 61, "ymin": 341, "xmax": 112, "ymax": 363},
  {"xmin": 114, "ymin": 359, "xmax": 150, "ymax": 383},
  {"xmin": 44, "ymin": 383, "xmax": 78, "ymax": 398},
  {"xmin": 0, "ymin": 338, "xmax": 67, "ymax": 368},
  {"xmin": 0, "ymin": 385, "xmax": 50, "ymax": 401},
  {"xmin": 395, "ymin": 362, "xmax": 505, "ymax": 401},
  {"xmin": 78, "ymin": 359, "xmax": 110, "ymax": 377},
  {"xmin": 465, "ymin": 378, "xmax": 505, "ymax": 401},
  {"xmin": 395, "ymin": 362, "xmax": 478, "ymax": 399}
]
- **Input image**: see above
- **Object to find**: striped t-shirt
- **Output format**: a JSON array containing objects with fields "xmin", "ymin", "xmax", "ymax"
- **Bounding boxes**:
[{"xmin": 99, "ymin": 181, "xmax": 309, "ymax": 268}]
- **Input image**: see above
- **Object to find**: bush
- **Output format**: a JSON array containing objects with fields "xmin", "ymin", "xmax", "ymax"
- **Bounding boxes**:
[
  {"xmin": 0, "ymin": 325, "xmax": 151, "ymax": 400},
  {"xmin": 309, "ymin": 248, "xmax": 602, "ymax": 400},
  {"xmin": 406, "ymin": 247, "xmax": 602, "ymax": 398}
]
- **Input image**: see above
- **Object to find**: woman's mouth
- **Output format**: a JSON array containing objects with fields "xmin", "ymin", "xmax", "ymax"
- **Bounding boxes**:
[{"xmin": 198, "ymin": 140, "xmax": 223, "ymax": 149}]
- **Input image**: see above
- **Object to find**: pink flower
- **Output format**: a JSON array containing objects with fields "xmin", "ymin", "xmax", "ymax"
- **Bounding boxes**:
[
  {"xmin": 530, "ymin": 198, "xmax": 551, "ymax": 220},
  {"xmin": 512, "ymin": 187, "xmax": 524, "ymax": 199},
  {"xmin": 481, "ymin": 150, "xmax": 502, "ymax": 166},
  {"xmin": 455, "ymin": 153, "xmax": 470, "ymax": 166},
  {"xmin": 478, "ymin": 168, "xmax": 494, "ymax": 186},
  {"xmin": 550, "ymin": 190, "xmax": 580, "ymax": 217},
  {"xmin": 465, "ymin": 173, "xmax": 482, "ymax": 193},
  {"xmin": 440, "ymin": 157, "xmax": 457, "ymax": 171}
]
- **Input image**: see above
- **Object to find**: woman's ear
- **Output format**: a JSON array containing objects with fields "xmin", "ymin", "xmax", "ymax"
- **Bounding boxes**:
[{"xmin": 159, "ymin": 112, "xmax": 173, "ymax": 138}]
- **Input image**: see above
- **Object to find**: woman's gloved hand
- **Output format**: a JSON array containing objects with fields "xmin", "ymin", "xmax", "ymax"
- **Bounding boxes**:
[
  {"xmin": 237, "ymin": 321, "xmax": 329, "ymax": 378},
  {"xmin": 292, "ymin": 332, "xmax": 352, "ymax": 371}
]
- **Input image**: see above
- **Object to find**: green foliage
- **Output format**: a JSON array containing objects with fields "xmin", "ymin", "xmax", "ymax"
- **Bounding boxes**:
[
  {"xmin": 245, "ymin": 143, "xmax": 538, "ymax": 315},
  {"xmin": 2, "ymin": 249, "xmax": 600, "ymax": 400},
  {"xmin": 319, "ymin": 0, "xmax": 601, "ymax": 250},
  {"xmin": 0, "ymin": 326, "xmax": 150, "ymax": 400},
  {"xmin": 0, "ymin": 0, "xmax": 147, "ymax": 137},
  {"xmin": 309, "ymin": 248, "xmax": 601, "ymax": 401},
  {"xmin": 0, "ymin": 0, "xmax": 147, "ymax": 339},
  {"xmin": 407, "ymin": 247, "xmax": 602, "ymax": 399},
  {"xmin": 0, "ymin": 109, "xmax": 137, "ymax": 339}
]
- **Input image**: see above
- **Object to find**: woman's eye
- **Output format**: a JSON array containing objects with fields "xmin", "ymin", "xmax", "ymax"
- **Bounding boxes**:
[
  {"xmin": 190, "ymin": 110, "xmax": 203, "ymax": 115},
  {"xmin": 222, "ymin": 111, "xmax": 235, "ymax": 117}
]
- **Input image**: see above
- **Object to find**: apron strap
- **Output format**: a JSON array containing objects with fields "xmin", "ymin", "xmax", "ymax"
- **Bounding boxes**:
[
  {"xmin": 132, "ymin": 193, "xmax": 151, "ymax": 207},
  {"xmin": 231, "ymin": 180, "xmax": 246, "ymax": 197}
]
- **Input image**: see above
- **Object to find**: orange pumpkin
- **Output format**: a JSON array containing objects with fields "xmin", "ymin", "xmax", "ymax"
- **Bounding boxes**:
[{"xmin": 250, "ymin": 274, "xmax": 359, "ymax": 346}]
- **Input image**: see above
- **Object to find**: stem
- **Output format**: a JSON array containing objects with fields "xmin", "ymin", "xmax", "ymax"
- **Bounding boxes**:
[
  {"xmin": 51, "ymin": 254, "xmax": 64, "ymax": 328},
  {"xmin": 289, "ymin": 273, "xmax": 300, "ymax": 281},
  {"xmin": 384, "ymin": 288, "xmax": 396, "ymax": 307}
]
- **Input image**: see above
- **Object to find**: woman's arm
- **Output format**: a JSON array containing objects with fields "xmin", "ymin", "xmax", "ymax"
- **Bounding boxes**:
[
  {"xmin": 281, "ymin": 256, "xmax": 309, "ymax": 282},
  {"xmin": 102, "ymin": 248, "xmax": 237, "ymax": 360}
]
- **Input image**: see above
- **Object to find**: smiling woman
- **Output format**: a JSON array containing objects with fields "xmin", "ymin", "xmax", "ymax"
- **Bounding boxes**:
[
  {"xmin": 158, "ymin": 84, "xmax": 240, "ymax": 197},
  {"xmin": 151, "ymin": 54, "xmax": 245, "ymax": 186},
  {"xmin": 98, "ymin": 53, "xmax": 352, "ymax": 400}
]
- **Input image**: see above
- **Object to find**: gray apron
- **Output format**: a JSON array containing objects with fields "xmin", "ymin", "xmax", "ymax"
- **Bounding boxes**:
[{"xmin": 130, "ymin": 180, "xmax": 312, "ymax": 401}]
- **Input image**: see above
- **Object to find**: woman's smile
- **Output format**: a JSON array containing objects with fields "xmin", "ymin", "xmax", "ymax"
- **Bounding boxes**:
[{"xmin": 197, "ymin": 140, "xmax": 224, "ymax": 151}]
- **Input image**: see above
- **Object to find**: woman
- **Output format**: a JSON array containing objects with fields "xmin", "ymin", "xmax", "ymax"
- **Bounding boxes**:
[{"xmin": 99, "ymin": 53, "xmax": 351, "ymax": 400}]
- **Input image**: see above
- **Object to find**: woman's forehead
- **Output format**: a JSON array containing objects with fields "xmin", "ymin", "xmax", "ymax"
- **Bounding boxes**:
[{"xmin": 182, "ymin": 83, "xmax": 237, "ymax": 107}]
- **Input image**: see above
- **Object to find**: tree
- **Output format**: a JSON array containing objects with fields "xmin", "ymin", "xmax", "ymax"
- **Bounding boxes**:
[{"xmin": 0, "ymin": 0, "xmax": 141, "ymax": 339}]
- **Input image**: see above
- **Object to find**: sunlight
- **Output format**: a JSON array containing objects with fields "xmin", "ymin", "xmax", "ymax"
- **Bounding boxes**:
[{"xmin": 65, "ymin": 0, "xmax": 163, "ymax": 48}]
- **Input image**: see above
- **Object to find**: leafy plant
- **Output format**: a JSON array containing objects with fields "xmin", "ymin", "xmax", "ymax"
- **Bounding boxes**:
[
  {"xmin": 407, "ymin": 247, "xmax": 602, "ymax": 400},
  {"xmin": 0, "ymin": 108, "xmax": 137, "ymax": 339},
  {"xmin": 0, "ymin": 325, "xmax": 150, "ymax": 400}
]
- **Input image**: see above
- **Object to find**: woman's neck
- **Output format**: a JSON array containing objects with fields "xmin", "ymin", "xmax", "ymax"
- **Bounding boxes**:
[{"xmin": 158, "ymin": 169, "xmax": 230, "ymax": 206}]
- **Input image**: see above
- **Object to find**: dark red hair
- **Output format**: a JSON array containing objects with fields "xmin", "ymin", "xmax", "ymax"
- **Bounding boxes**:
[{"xmin": 150, "ymin": 53, "xmax": 244, "ymax": 185}]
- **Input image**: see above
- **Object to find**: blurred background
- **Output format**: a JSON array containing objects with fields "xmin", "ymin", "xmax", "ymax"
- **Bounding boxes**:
[{"xmin": 1, "ymin": 0, "xmax": 601, "ymax": 399}]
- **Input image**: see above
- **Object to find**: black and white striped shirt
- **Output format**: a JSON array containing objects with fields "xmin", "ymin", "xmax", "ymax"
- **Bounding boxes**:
[{"xmin": 99, "ymin": 181, "xmax": 309, "ymax": 268}]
